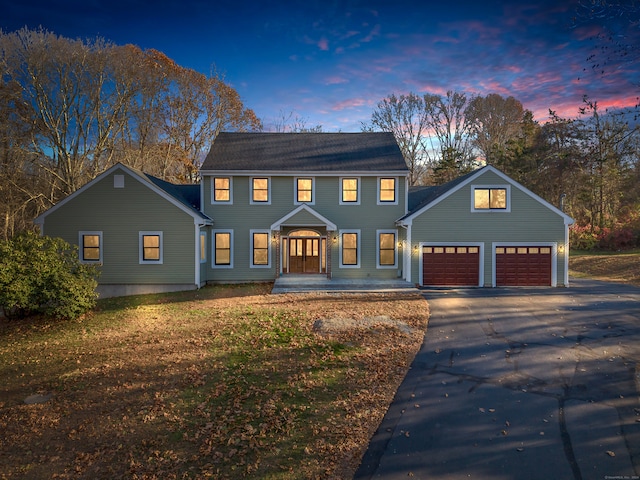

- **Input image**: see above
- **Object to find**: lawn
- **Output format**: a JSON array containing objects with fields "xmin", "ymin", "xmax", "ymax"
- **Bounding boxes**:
[
  {"xmin": 569, "ymin": 249, "xmax": 640, "ymax": 286},
  {"xmin": 0, "ymin": 284, "xmax": 429, "ymax": 479}
]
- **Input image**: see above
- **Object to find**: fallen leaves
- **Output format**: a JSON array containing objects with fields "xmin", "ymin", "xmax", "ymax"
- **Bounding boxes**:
[{"xmin": 0, "ymin": 286, "xmax": 428, "ymax": 480}]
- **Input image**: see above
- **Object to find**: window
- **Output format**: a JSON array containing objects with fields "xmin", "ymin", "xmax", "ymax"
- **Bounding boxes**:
[
  {"xmin": 295, "ymin": 177, "xmax": 314, "ymax": 204},
  {"xmin": 79, "ymin": 231, "xmax": 102, "ymax": 263},
  {"xmin": 378, "ymin": 177, "xmax": 397, "ymax": 204},
  {"xmin": 473, "ymin": 186, "xmax": 509, "ymax": 211},
  {"xmin": 251, "ymin": 230, "xmax": 270, "ymax": 267},
  {"xmin": 377, "ymin": 230, "xmax": 397, "ymax": 268},
  {"xmin": 200, "ymin": 232, "xmax": 207, "ymax": 263},
  {"xmin": 139, "ymin": 232, "xmax": 162, "ymax": 264},
  {"xmin": 340, "ymin": 177, "xmax": 359, "ymax": 204},
  {"xmin": 340, "ymin": 230, "xmax": 360, "ymax": 268},
  {"xmin": 212, "ymin": 230, "xmax": 233, "ymax": 268},
  {"xmin": 212, "ymin": 177, "xmax": 232, "ymax": 203},
  {"xmin": 251, "ymin": 177, "xmax": 270, "ymax": 204}
]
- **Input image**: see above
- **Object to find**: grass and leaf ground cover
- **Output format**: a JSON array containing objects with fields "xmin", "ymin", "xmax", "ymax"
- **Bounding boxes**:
[
  {"xmin": 0, "ymin": 284, "xmax": 428, "ymax": 479},
  {"xmin": 569, "ymin": 249, "xmax": 640, "ymax": 286}
]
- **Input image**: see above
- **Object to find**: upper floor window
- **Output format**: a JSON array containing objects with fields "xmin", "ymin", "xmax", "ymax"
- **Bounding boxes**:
[
  {"xmin": 340, "ymin": 177, "xmax": 360, "ymax": 204},
  {"xmin": 295, "ymin": 177, "xmax": 314, "ymax": 204},
  {"xmin": 251, "ymin": 177, "xmax": 270, "ymax": 204},
  {"xmin": 212, "ymin": 177, "xmax": 232, "ymax": 204},
  {"xmin": 472, "ymin": 186, "xmax": 509, "ymax": 212},
  {"xmin": 79, "ymin": 231, "xmax": 102, "ymax": 263},
  {"xmin": 139, "ymin": 231, "xmax": 163, "ymax": 264},
  {"xmin": 378, "ymin": 177, "xmax": 397, "ymax": 204}
]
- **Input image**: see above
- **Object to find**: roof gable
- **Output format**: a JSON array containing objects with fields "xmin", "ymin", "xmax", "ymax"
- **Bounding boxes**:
[
  {"xmin": 201, "ymin": 132, "xmax": 408, "ymax": 173},
  {"xmin": 270, "ymin": 204, "xmax": 337, "ymax": 231},
  {"xmin": 399, "ymin": 165, "xmax": 574, "ymax": 225},
  {"xmin": 35, "ymin": 163, "xmax": 212, "ymax": 226}
]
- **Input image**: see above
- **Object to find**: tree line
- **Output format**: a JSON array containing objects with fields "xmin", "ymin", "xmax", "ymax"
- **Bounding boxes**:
[
  {"xmin": 2, "ymin": 27, "xmax": 638, "ymax": 249},
  {"xmin": 362, "ymin": 91, "xmax": 640, "ymax": 249},
  {"xmin": 0, "ymin": 28, "xmax": 261, "ymax": 239}
]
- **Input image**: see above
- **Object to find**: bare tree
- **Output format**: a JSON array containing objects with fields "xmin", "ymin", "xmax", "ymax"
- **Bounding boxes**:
[{"xmin": 362, "ymin": 93, "xmax": 432, "ymax": 186}]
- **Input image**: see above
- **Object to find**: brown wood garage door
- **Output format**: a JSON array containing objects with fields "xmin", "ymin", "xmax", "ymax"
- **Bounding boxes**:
[
  {"xmin": 422, "ymin": 246, "xmax": 480, "ymax": 286},
  {"xmin": 495, "ymin": 246, "xmax": 552, "ymax": 286}
]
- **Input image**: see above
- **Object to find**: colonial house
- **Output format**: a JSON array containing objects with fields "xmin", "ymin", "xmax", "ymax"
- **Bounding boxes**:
[{"xmin": 34, "ymin": 132, "xmax": 574, "ymax": 297}]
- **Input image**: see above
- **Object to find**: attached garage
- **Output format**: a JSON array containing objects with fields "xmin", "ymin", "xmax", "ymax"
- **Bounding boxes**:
[
  {"xmin": 422, "ymin": 245, "xmax": 481, "ymax": 286},
  {"xmin": 495, "ymin": 246, "xmax": 552, "ymax": 286}
]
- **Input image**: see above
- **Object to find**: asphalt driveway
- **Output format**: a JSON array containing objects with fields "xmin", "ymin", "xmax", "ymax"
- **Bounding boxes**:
[{"xmin": 354, "ymin": 279, "xmax": 640, "ymax": 480}]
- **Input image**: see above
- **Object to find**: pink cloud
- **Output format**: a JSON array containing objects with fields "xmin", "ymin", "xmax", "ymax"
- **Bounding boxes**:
[
  {"xmin": 318, "ymin": 37, "xmax": 329, "ymax": 51},
  {"xmin": 331, "ymin": 98, "xmax": 368, "ymax": 111},
  {"xmin": 325, "ymin": 75, "xmax": 348, "ymax": 85}
]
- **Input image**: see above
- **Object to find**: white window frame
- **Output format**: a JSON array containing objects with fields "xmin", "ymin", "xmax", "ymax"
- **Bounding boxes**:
[
  {"xmin": 377, "ymin": 177, "xmax": 398, "ymax": 205},
  {"xmin": 139, "ymin": 231, "xmax": 163, "ymax": 264},
  {"xmin": 200, "ymin": 231, "xmax": 207, "ymax": 263},
  {"xmin": 212, "ymin": 229, "xmax": 234, "ymax": 269},
  {"xmin": 250, "ymin": 229, "xmax": 271, "ymax": 268},
  {"xmin": 376, "ymin": 229, "xmax": 398, "ymax": 269},
  {"xmin": 471, "ymin": 184, "xmax": 511, "ymax": 213},
  {"xmin": 79, "ymin": 231, "xmax": 103, "ymax": 264},
  {"xmin": 250, "ymin": 177, "xmax": 271, "ymax": 205},
  {"xmin": 211, "ymin": 177, "xmax": 233, "ymax": 205},
  {"xmin": 294, "ymin": 177, "xmax": 315, "ymax": 205},
  {"xmin": 339, "ymin": 229, "xmax": 361, "ymax": 268},
  {"xmin": 339, "ymin": 176, "xmax": 360, "ymax": 205}
]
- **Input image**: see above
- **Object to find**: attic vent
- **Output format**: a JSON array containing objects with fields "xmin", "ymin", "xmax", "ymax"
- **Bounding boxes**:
[{"xmin": 114, "ymin": 175, "xmax": 124, "ymax": 188}]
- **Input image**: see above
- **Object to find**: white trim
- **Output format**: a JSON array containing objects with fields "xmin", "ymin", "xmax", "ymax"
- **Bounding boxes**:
[
  {"xmin": 418, "ymin": 242, "xmax": 484, "ymax": 287},
  {"xmin": 250, "ymin": 229, "xmax": 271, "ymax": 268},
  {"xmin": 270, "ymin": 204, "xmax": 337, "ymax": 231},
  {"xmin": 376, "ymin": 229, "xmax": 398, "ymax": 269},
  {"xmin": 377, "ymin": 176, "xmax": 399, "ymax": 205},
  {"xmin": 339, "ymin": 176, "xmax": 361, "ymax": 205},
  {"xmin": 492, "ymin": 242, "xmax": 557, "ymax": 287},
  {"xmin": 339, "ymin": 229, "xmax": 361, "ymax": 268},
  {"xmin": 211, "ymin": 176, "xmax": 233, "ymax": 205},
  {"xmin": 78, "ymin": 231, "xmax": 103, "ymax": 264},
  {"xmin": 294, "ymin": 176, "xmax": 315, "ymax": 205},
  {"xmin": 212, "ymin": 229, "xmax": 234, "ymax": 269},
  {"xmin": 471, "ymin": 184, "xmax": 511, "ymax": 213},
  {"xmin": 139, "ymin": 231, "xmax": 163, "ymax": 264},
  {"xmin": 250, "ymin": 176, "xmax": 271, "ymax": 205},
  {"xmin": 34, "ymin": 163, "xmax": 212, "ymax": 226}
]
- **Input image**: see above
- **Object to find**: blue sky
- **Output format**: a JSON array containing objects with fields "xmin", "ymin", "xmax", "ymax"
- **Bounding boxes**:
[{"xmin": 2, "ymin": 0, "xmax": 638, "ymax": 131}]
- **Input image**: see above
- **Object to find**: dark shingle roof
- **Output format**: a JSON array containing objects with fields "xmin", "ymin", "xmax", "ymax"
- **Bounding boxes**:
[
  {"xmin": 406, "ymin": 167, "xmax": 485, "ymax": 216},
  {"xmin": 144, "ymin": 175, "xmax": 204, "ymax": 218},
  {"xmin": 201, "ymin": 132, "xmax": 408, "ymax": 172}
]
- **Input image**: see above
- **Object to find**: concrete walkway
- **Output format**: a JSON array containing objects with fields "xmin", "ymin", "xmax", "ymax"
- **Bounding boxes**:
[{"xmin": 271, "ymin": 274, "xmax": 418, "ymax": 294}]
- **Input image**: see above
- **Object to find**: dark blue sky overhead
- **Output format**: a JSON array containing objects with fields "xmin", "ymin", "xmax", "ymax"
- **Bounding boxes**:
[{"xmin": 2, "ymin": 0, "xmax": 638, "ymax": 131}]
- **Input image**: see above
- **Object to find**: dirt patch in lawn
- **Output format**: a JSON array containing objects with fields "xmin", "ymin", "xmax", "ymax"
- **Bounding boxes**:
[
  {"xmin": 570, "ymin": 251, "xmax": 640, "ymax": 286},
  {"xmin": 0, "ymin": 284, "xmax": 429, "ymax": 479}
]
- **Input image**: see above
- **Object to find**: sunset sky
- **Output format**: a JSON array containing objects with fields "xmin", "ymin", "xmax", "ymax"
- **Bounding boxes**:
[{"xmin": 1, "ymin": 0, "xmax": 638, "ymax": 131}]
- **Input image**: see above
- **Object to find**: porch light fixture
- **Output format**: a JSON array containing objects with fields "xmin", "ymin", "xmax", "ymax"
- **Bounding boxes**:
[{"xmin": 558, "ymin": 244, "xmax": 565, "ymax": 253}]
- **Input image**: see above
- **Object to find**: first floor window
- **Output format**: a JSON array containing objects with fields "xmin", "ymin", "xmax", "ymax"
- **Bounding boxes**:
[
  {"xmin": 341, "ymin": 231, "xmax": 359, "ymax": 267},
  {"xmin": 378, "ymin": 231, "xmax": 397, "ymax": 267},
  {"xmin": 80, "ymin": 231, "xmax": 102, "ymax": 263},
  {"xmin": 140, "ymin": 232, "xmax": 162, "ymax": 264},
  {"xmin": 214, "ymin": 231, "xmax": 232, "ymax": 267},
  {"xmin": 474, "ymin": 187, "xmax": 507, "ymax": 210},
  {"xmin": 200, "ymin": 232, "xmax": 207, "ymax": 263},
  {"xmin": 252, "ymin": 231, "xmax": 270, "ymax": 267}
]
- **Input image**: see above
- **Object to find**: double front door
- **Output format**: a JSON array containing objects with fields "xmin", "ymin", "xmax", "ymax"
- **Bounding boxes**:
[{"xmin": 286, "ymin": 231, "xmax": 326, "ymax": 274}]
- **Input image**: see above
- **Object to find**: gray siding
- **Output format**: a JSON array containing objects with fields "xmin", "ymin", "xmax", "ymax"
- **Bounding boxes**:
[
  {"xmin": 203, "ymin": 174, "xmax": 406, "ymax": 281},
  {"xmin": 41, "ymin": 169, "xmax": 198, "ymax": 286},
  {"xmin": 408, "ymin": 170, "xmax": 569, "ymax": 286}
]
